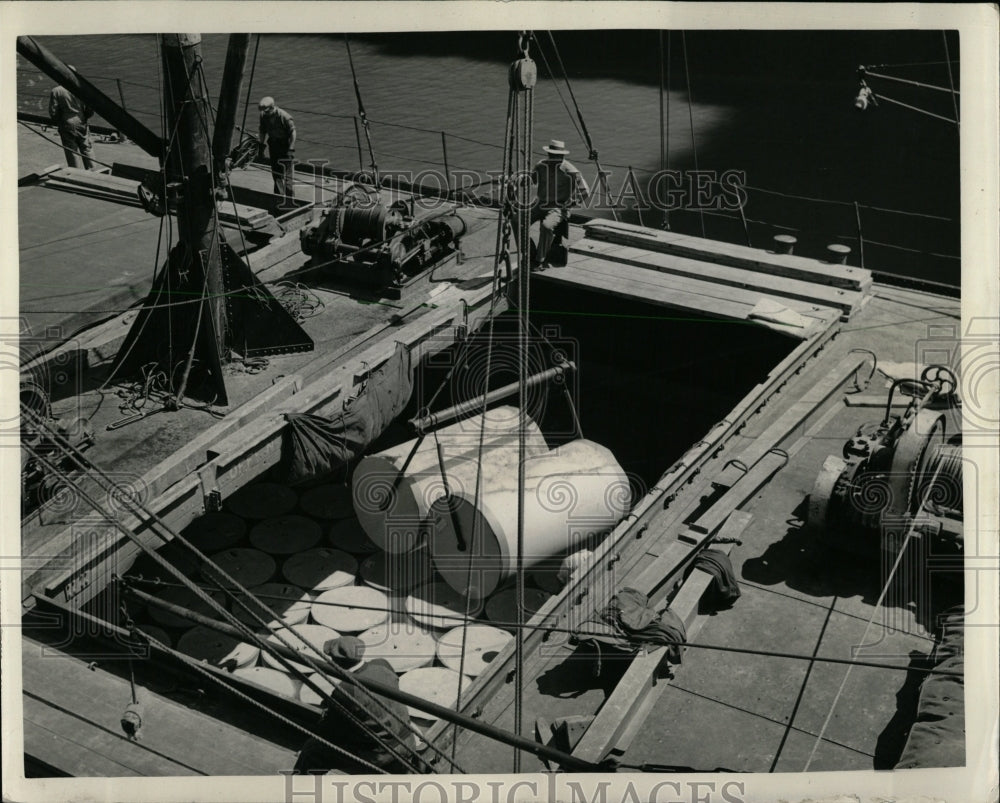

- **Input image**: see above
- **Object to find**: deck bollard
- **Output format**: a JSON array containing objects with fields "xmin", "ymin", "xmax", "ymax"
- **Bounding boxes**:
[
  {"xmin": 825, "ymin": 243, "xmax": 852, "ymax": 264},
  {"xmin": 772, "ymin": 234, "xmax": 797, "ymax": 254}
]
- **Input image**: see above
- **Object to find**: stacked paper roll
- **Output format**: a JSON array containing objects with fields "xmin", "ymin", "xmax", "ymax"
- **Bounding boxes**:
[
  {"xmin": 352, "ymin": 406, "xmax": 548, "ymax": 552},
  {"xmin": 428, "ymin": 439, "xmax": 630, "ymax": 599}
]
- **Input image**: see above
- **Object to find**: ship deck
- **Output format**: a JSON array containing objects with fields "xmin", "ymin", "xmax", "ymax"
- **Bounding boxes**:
[
  {"xmin": 449, "ymin": 281, "xmax": 963, "ymax": 774},
  {"xmin": 16, "ymin": 128, "xmax": 965, "ymax": 777}
]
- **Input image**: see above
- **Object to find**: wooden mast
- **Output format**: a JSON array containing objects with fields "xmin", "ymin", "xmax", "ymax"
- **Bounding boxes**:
[{"xmin": 107, "ymin": 33, "xmax": 313, "ymax": 406}]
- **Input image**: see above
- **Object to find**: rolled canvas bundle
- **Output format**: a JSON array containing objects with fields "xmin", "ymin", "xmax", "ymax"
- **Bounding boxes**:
[
  {"xmin": 427, "ymin": 439, "xmax": 630, "ymax": 599},
  {"xmin": 352, "ymin": 406, "xmax": 547, "ymax": 552}
]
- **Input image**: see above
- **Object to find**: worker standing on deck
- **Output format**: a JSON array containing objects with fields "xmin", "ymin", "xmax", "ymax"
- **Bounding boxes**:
[
  {"xmin": 257, "ymin": 96, "xmax": 297, "ymax": 206},
  {"xmin": 529, "ymin": 139, "xmax": 590, "ymax": 269},
  {"xmin": 48, "ymin": 68, "xmax": 95, "ymax": 170}
]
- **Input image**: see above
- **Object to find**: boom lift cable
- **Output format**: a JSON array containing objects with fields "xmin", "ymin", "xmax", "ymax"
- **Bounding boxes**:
[
  {"xmin": 239, "ymin": 34, "xmax": 262, "ymax": 142},
  {"xmin": 511, "ymin": 29, "xmax": 535, "ymax": 774},
  {"xmin": 343, "ymin": 34, "xmax": 380, "ymax": 189},
  {"xmin": 543, "ymin": 31, "xmax": 619, "ymax": 222},
  {"xmin": 21, "ymin": 411, "xmax": 444, "ymax": 774},
  {"xmin": 428, "ymin": 37, "xmax": 525, "ymax": 766},
  {"xmin": 681, "ymin": 32, "xmax": 706, "ymax": 239}
]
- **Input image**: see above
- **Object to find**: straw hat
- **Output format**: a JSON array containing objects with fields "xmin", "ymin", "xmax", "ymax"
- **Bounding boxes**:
[{"xmin": 543, "ymin": 139, "xmax": 570, "ymax": 155}]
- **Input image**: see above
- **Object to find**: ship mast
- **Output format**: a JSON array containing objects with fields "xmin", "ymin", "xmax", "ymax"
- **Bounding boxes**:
[{"xmin": 105, "ymin": 34, "xmax": 313, "ymax": 406}]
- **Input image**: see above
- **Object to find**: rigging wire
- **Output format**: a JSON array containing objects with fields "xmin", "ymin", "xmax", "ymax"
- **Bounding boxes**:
[
  {"xmin": 23, "ymin": 435, "xmax": 409, "ymax": 773},
  {"xmin": 863, "ymin": 70, "xmax": 960, "ymax": 94},
  {"xmin": 941, "ymin": 32, "xmax": 959, "ymax": 128},
  {"xmin": 871, "ymin": 91, "xmax": 958, "ymax": 125},
  {"xmin": 681, "ymin": 32, "xmax": 706, "ymax": 239},
  {"xmin": 543, "ymin": 31, "xmax": 618, "ymax": 221},
  {"xmin": 22, "ymin": 411, "xmax": 442, "ymax": 773},
  {"xmin": 239, "ymin": 34, "xmax": 261, "ymax": 141},
  {"xmin": 343, "ymin": 34, "xmax": 380, "ymax": 187},
  {"xmin": 125, "ymin": 576, "xmax": 964, "ymax": 678}
]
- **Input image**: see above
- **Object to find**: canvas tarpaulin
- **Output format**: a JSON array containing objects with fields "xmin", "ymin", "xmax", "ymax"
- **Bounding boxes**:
[
  {"xmin": 572, "ymin": 587, "xmax": 687, "ymax": 677},
  {"xmin": 894, "ymin": 604, "xmax": 964, "ymax": 769},
  {"xmin": 284, "ymin": 342, "xmax": 413, "ymax": 484}
]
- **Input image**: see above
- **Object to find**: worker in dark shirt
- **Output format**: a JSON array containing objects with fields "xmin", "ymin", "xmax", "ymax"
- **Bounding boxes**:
[
  {"xmin": 48, "ymin": 68, "xmax": 95, "ymax": 170},
  {"xmin": 529, "ymin": 139, "xmax": 590, "ymax": 269},
  {"xmin": 257, "ymin": 96, "xmax": 297, "ymax": 206},
  {"xmin": 293, "ymin": 657, "xmax": 420, "ymax": 774}
]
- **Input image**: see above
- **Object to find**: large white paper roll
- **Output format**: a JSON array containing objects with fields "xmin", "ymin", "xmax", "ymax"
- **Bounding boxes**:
[
  {"xmin": 352, "ymin": 406, "xmax": 548, "ymax": 552},
  {"xmin": 428, "ymin": 439, "xmax": 630, "ymax": 599}
]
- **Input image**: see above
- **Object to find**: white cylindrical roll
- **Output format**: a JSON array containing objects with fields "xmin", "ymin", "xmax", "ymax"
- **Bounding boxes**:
[
  {"xmin": 233, "ymin": 583, "xmax": 313, "ymax": 629},
  {"xmin": 359, "ymin": 546, "xmax": 433, "ymax": 595},
  {"xmin": 204, "ymin": 548, "xmax": 276, "ymax": 589},
  {"xmin": 249, "ymin": 515, "xmax": 323, "ymax": 555},
  {"xmin": 283, "ymin": 548, "xmax": 358, "ymax": 592},
  {"xmin": 397, "ymin": 667, "xmax": 474, "ymax": 722},
  {"xmin": 404, "ymin": 582, "xmax": 483, "ymax": 630},
  {"xmin": 436, "ymin": 625, "xmax": 512, "ymax": 677},
  {"xmin": 358, "ymin": 621, "xmax": 437, "ymax": 672},
  {"xmin": 233, "ymin": 665, "xmax": 301, "ymax": 698},
  {"xmin": 428, "ymin": 439, "xmax": 630, "ymax": 599},
  {"xmin": 352, "ymin": 406, "xmax": 548, "ymax": 552},
  {"xmin": 177, "ymin": 626, "xmax": 259, "ymax": 669},
  {"xmin": 261, "ymin": 623, "xmax": 339, "ymax": 674},
  {"xmin": 311, "ymin": 586, "xmax": 389, "ymax": 632}
]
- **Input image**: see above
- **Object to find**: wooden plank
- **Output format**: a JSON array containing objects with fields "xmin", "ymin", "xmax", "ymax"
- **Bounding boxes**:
[
  {"xmin": 24, "ymin": 711, "xmax": 146, "ymax": 776},
  {"xmin": 537, "ymin": 259, "xmax": 755, "ymax": 322},
  {"xmin": 22, "ymin": 637, "xmax": 295, "ymax": 776},
  {"xmin": 566, "ymin": 254, "xmax": 833, "ymax": 319},
  {"xmin": 583, "ymin": 219, "xmax": 872, "ymax": 292},
  {"xmin": 711, "ymin": 354, "xmax": 868, "ymax": 490},
  {"xmin": 571, "ymin": 512, "xmax": 752, "ymax": 764},
  {"xmin": 569, "ymin": 240, "xmax": 864, "ymax": 318},
  {"xmin": 544, "ymin": 255, "xmax": 836, "ymax": 339}
]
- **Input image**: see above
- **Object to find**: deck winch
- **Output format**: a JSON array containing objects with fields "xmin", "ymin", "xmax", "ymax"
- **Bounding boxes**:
[
  {"xmin": 300, "ymin": 195, "xmax": 467, "ymax": 296},
  {"xmin": 808, "ymin": 364, "xmax": 962, "ymax": 552}
]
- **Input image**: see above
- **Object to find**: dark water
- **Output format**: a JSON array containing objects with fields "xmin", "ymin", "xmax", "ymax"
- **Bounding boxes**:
[{"xmin": 18, "ymin": 31, "xmax": 960, "ymax": 283}]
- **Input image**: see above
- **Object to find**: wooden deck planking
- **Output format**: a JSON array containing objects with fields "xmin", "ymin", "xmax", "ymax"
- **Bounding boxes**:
[
  {"xmin": 583, "ymin": 219, "xmax": 872, "ymax": 292},
  {"xmin": 22, "ymin": 637, "xmax": 296, "ymax": 776},
  {"xmin": 565, "ymin": 254, "xmax": 835, "ymax": 321},
  {"xmin": 537, "ymin": 254, "xmax": 835, "ymax": 338},
  {"xmin": 569, "ymin": 239, "xmax": 865, "ymax": 318}
]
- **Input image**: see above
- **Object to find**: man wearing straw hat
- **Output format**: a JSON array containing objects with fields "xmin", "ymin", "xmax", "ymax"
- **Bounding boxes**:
[{"xmin": 529, "ymin": 139, "xmax": 590, "ymax": 269}]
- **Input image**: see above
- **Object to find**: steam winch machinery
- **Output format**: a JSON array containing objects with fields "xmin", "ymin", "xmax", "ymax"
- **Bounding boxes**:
[
  {"xmin": 300, "ymin": 192, "xmax": 467, "ymax": 297},
  {"xmin": 809, "ymin": 364, "xmax": 963, "ymax": 553}
]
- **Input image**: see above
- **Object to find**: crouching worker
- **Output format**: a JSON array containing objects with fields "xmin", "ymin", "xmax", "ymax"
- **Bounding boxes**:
[{"xmin": 294, "ymin": 638, "xmax": 420, "ymax": 774}]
